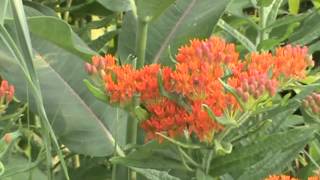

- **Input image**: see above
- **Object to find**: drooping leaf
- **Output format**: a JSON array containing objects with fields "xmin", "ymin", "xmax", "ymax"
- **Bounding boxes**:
[{"xmin": 27, "ymin": 16, "xmax": 96, "ymax": 60}]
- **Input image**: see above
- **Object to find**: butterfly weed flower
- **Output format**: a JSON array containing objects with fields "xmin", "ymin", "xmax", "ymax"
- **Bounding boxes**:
[{"xmin": 85, "ymin": 36, "xmax": 315, "ymax": 143}]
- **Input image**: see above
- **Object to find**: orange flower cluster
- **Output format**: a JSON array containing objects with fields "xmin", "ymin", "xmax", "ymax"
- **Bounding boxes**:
[
  {"xmin": 247, "ymin": 45, "xmax": 313, "ymax": 80},
  {"xmin": 85, "ymin": 37, "xmax": 314, "ymax": 142},
  {"xmin": 0, "ymin": 80, "xmax": 15, "ymax": 103},
  {"xmin": 265, "ymin": 175, "xmax": 320, "ymax": 180}
]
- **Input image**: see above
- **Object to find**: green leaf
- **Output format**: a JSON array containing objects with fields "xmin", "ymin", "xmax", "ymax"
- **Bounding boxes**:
[
  {"xmin": 134, "ymin": 106, "xmax": 150, "ymax": 122},
  {"xmin": 196, "ymin": 169, "xmax": 214, "ymax": 180},
  {"xmin": 309, "ymin": 40, "xmax": 320, "ymax": 54},
  {"xmin": 118, "ymin": 0, "xmax": 232, "ymax": 66},
  {"xmin": 217, "ymin": 19, "xmax": 257, "ymax": 52},
  {"xmin": 202, "ymin": 104, "xmax": 237, "ymax": 126},
  {"xmin": 1, "ymin": 155, "xmax": 46, "ymax": 180},
  {"xmin": 136, "ymin": 0, "xmax": 176, "ymax": 21},
  {"xmin": 258, "ymin": 0, "xmax": 274, "ymax": 7},
  {"xmin": 313, "ymin": 0, "xmax": 320, "ymax": 8},
  {"xmin": 0, "ymin": 30, "xmax": 128, "ymax": 156},
  {"xmin": 27, "ymin": 16, "xmax": 96, "ymax": 60},
  {"xmin": 288, "ymin": 0, "xmax": 300, "ymax": 15},
  {"xmin": 132, "ymin": 167, "xmax": 181, "ymax": 180},
  {"xmin": 259, "ymin": 22, "xmax": 300, "ymax": 50},
  {"xmin": 96, "ymin": 0, "xmax": 131, "ymax": 12},
  {"xmin": 289, "ymin": 12, "xmax": 320, "ymax": 45},
  {"xmin": 111, "ymin": 141, "xmax": 186, "ymax": 171},
  {"xmin": 266, "ymin": 0, "xmax": 284, "ymax": 26},
  {"xmin": 83, "ymin": 79, "xmax": 108, "ymax": 102},
  {"xmin": 209, "ymin": 128, "xmax": 315, "ymax": 179},
  {"xmin": 0, "ymin": 0, "xmax": 9, "ymax": 25},
  {"xmin": 88, "ymin": 30, "xmax": 118, "ymax": 52}
]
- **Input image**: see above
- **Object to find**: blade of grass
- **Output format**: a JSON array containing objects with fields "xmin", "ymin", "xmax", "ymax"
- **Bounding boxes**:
[{"xmin": 10, "ymin": 1, "xmax": 70, "ymax": 179}]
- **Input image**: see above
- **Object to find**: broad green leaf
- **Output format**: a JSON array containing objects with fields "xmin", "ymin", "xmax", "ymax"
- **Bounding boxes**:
[
  {"xmin": 118, "ymin": 0, "xmax": 232, "ymax": 66},
  {"xmin": 0, "ymin": 30, "xmax": 128, "ymax": 156},
  {"xmin": 96, "ymin": 0, "xmax": 131, "ymax": 12},
  {"xmin": 136, "ymin": 0, "xmax": 176, "ymax": 21},
  {"xmin": 209, "ymin": 128, "xmax": 315, "ymax": 179},
  {"xmin": 27, "ymin": 16, "xmax": 96, "ymax": 60},
  {"xmin": 226, "ymin": 0, "xmax": 252, "ymax": 16},
  {"xmin": 309, "ymin": 40, "xmax": 320, "ymax": 53},
  {"xmin": 288, "ymin": 0, "xmax": 300, "ymax": 15},
  {"xmin": 289, "ymin": 12, "xmax": 320, "ymax": 45},
  {"xmin": 23, "ymin": 1, "xmax": 57, "ymax": 17}
]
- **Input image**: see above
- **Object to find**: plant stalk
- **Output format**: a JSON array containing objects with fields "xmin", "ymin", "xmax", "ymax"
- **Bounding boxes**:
[{"xmin": 136, "ymin": 19, "xmax": 149, "ymax": 69}]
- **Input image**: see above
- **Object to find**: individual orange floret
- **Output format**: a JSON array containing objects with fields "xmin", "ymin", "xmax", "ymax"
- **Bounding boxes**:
[
  {"xmin": 265, "ymin": 175, "xmax": 299, "ymax": 180},
  {"xmin": 187, "ymin": 101, "xmax": 224, "ymax": 141},
  {"xmin": 176, "ymin": 37, "xmax": 239, "ymax": 65},
  {"xmin": 141, "ymin": 99, "xmax": 189, "ymax": 141},
  {"xmin": 104, "ymin": 64, "xmax": 137, "ymax": 104},
  {"xmin": 135, "ymin": 64, "xmax": 173, "ymax": 101},
  {"xmin": 170, "ymin": 61, "xmax": 224, "ymax": 100},
  {"xmin": 0, "ymin": 80, "xmax": 15, "ymax": 103}
]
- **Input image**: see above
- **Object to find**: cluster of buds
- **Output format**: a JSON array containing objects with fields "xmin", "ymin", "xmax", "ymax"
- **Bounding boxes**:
[
  {"xmin": 303, "ymin": 92, "xmax": 320, "ymax": 115},
  {"xmin": 84, "ymin": 55, "xmax": 116, "ymax": 78},
  {"xmin": 235, "ymin": 72, "xmax": 278, "ymax": 102},
  {"xmin": 0, "ymin": 80, "xmax": 15, "ymax": 104}
]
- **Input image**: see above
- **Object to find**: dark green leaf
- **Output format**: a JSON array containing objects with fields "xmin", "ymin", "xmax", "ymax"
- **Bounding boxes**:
[
  {"xmin": 136, "ymin": 0, "xmax": 176, "ymax": 21},
  {"xmin": 96, "ymin": 0, "xmax": 131, "ymax": 12},
  {"xmin": 210, "ymin": 128, "xmax": 315, "ymax": 179},
  {"xmin": 27, "ymin": 16, "xmax": 96, "ymax": 60},
  {"xmin": 118, "ymin": 0, "xmax": 231, "ymax": 66}
]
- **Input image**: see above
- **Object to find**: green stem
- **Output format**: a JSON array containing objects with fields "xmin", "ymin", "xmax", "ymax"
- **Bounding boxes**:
[
  {"xmin": 136, "ymin": 19, "xmax": 149, "ymax": 69},
  {"xmin": 126, "ymin": 115, "xmax": 138, "ymax": 180},
  {"xmin": 63, "ymin": 0, "xmax": 73, "ymax": 22},
  {"xmin": 205, "ymin": 150, "xmax": 213, "ymax": 174},
  {"xmin": 258, "ymin": 6, "xmax": 268, "ymax": 46}
]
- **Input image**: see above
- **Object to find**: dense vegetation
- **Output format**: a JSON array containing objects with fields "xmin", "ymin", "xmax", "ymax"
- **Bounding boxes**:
[{"xmin": 0, "ymin": 0, "xmax": 320, "ymax": 180}]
